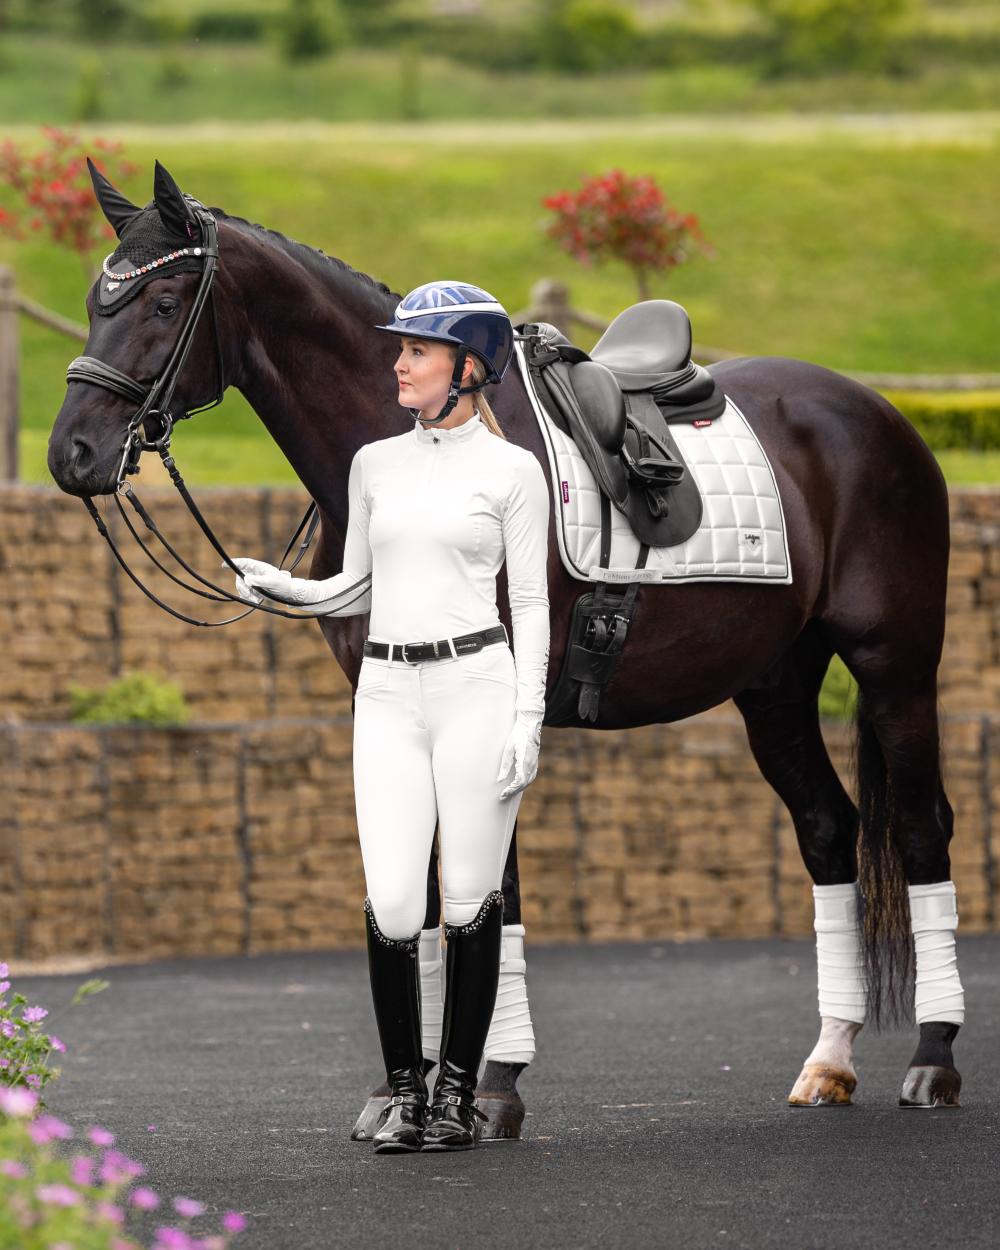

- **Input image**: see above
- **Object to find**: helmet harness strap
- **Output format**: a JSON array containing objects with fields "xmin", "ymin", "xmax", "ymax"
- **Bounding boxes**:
[{"xmin": 412, "ymin": 347, "xmax": 484, "ymax": 426}]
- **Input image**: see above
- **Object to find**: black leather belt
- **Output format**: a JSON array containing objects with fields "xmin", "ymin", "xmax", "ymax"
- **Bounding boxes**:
[{"xmin": 363, "ymin": 625, "xmax": 507, "ymax": 664}]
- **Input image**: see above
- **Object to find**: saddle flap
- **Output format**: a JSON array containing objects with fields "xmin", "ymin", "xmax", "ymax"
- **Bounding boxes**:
[{"xmin": 568, "ymin": 360, "xmax": 626, "ymax": 454}]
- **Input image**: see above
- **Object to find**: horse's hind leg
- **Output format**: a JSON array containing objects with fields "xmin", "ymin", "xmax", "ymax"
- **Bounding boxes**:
[
  {"xmin": 734, "ymin": 622, "xmax": 865, "ymax": 1106},
  {"xmin": 847, "ymin": 664, "xmax": 964, "ymax": 1107}
]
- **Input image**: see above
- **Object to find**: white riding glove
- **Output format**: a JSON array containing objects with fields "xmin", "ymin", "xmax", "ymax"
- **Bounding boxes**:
[
  {"xmin": 497, "ymin": 713, "xmax": 543, "ymax": 802},
  {"xmin": 232, "ymin": 556, "xmax": 372, "ymax": 616}
]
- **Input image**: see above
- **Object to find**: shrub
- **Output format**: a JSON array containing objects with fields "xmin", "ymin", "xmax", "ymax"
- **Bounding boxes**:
[
  {"xmin": 543, "ymin": 168, "xmax": 712, "ymax": 301},
  {"xmin": 535, "ymin": 0, "xmax": 639, "ymax": 73},
  {"xmin": 0, "ymin": 1087, "xmax": 248, "ymax": 1249},
  {"xmin": 278, "ymin": 0, "xmax": 346, "ymax": 62},
  {"xmin": 887, "ymin": 390, "xmax": 1000, "ymax": 451},
  {"xmin": 746, "ymin": 0, "xmax": 916, "ymax": 74},
  {"xmin": 68, "ymin": 672, "xmax": 191, "ymax": 727},
  {"xmin": 0, "ymin": 962, "xmax": 108, "ymax": 1102}
]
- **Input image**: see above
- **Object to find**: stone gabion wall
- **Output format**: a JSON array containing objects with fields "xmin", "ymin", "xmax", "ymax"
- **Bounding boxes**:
[
  {"xmin": 2, "ymin": 713, "xmax": 997, "ymax": 969},
  {"xmin": 1, "ymin": 485, "xmax": 1000, "ymax": 723}
]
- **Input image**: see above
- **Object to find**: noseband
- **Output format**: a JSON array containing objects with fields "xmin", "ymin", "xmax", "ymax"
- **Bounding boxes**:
[{"xmin": 63, "ymin": 195, "xmax": 339, "ymax": 627}]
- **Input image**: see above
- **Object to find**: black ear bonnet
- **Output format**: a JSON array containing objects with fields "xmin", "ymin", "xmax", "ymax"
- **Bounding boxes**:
[
  {"xmin": 89, "ymin": 157, "xmax": 211, "ymax": 317},
  {"xmin": 92, "ymin": 206, "xmax": 207, "ymax": 316}
]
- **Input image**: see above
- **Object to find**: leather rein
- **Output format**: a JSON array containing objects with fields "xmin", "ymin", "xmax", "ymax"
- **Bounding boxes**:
[{"xmin": 64, "ymin": 196, "xmax": 362, "ymax": 627}]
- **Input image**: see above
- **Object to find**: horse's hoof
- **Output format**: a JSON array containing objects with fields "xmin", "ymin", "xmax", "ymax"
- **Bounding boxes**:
[
  {"xmin": 350, "ymin": 1089, "xmax": 390, "ymax": 1141},
  {"xmin": 475, "ymin": 1090, "xmax": 525, "ymax": 1141},
  {"xmin": 899, "ymin": 1065, "xmax": 961, "ymax": 1108},
  {"xmin": 787, "ymin": 1064, "xmax": 856, "ymax": 1106}
]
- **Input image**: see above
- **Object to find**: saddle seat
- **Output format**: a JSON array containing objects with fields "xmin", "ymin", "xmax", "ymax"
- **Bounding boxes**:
[{"xmin": 522, "ymin": 300, "xmax": 726, "ymax": 550}]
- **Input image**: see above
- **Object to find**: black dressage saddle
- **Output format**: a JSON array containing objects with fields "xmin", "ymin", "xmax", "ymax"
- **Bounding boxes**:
[{"xmin": 521, "ymin": 299, "xmax": 727, "ymax": 552}]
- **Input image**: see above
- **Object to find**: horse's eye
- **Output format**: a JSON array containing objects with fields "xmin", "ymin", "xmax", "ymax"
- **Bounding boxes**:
[{"xmin": 156, "ymin": 298, "xmax": 178, "ymax": 316}]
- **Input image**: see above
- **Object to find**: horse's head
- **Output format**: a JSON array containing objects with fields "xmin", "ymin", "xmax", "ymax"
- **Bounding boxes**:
[{"xmin": 49, "ymin": 160, "xmax": 232, "ymax": 497}]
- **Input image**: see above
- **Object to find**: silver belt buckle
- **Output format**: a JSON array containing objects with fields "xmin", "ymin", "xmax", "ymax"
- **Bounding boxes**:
[{"xmin": 401, "ymin": 641, "xmax": 427, "ymax": 665}]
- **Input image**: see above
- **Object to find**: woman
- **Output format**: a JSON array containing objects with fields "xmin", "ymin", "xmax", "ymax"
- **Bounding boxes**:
[{"xmin": 233, "ymin": 281, "xmax": 550, "ymax": 1153}]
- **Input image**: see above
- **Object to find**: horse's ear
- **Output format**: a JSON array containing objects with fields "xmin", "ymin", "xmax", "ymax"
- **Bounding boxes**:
[
  {"xmin": 87, "ymin": 157, "xmax": 141, "ymax": 238},
  {"xmin": 152, "ymin": 159, "xmax": 198, "ymax": 240}
]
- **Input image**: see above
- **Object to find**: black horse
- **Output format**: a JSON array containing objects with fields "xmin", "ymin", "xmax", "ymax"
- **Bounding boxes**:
[{"xmin": 48, "ymin": 162, "xmax": 962, "ymax": 1128}]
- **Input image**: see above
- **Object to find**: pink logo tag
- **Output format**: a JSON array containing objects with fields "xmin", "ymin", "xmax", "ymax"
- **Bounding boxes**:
[{"xmin": 561, "ymin": 480, "xmax": 570, "ymax": 504}]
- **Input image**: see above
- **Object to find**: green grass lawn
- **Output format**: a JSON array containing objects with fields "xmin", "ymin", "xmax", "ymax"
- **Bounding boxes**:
[{"xmin": 4, "ymin": 117, "xmax": 998, "ymax": 449}]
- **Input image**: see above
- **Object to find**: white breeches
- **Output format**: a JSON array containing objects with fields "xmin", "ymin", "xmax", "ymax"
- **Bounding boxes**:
[{"xmin": 353, "ymin": 647, "xmax": 523, "ymax": 940}]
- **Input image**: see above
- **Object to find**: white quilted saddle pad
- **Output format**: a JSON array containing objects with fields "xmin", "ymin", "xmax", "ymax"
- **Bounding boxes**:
[{"xmin": 514, "ymin": 341, "xmax": 792, "ymax": 586}]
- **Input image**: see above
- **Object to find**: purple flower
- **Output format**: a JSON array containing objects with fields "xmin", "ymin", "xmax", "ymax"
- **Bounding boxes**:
[
  {"xmin": 23, "ymin": 1072, "xmax": 42, "ymax": 1090},
  {"xmin": 96, "ymin": 1201, "xmax": 125, "ymax": 1225},
  {"xmin": 0, "ymin": 1019, "xmax": 18, "ymax": 1038},
  {"xmin": 0, "ymin": 1058, "xmax": 9, "ymax": 1070},
  {"xmin": 29, "ymin": 1113, "xmax": 74, "ymax": 1145},
  {"xmin": 0, "ymin": 1159, "xmax": 28, "ymax": 1178},
  {"xmin": 153, "ymin": 1227, "xmax": 196, "ymax": 1250},
  {"xmin": 0, "ymin": 981, "xmax": 10, "ymax": 994},
  {"xmin": 103, "ymin": 1147, "xmax": 145, "ymax": 1178},
  {"xmin": 22, "ymin": 1006, "xmax": 48, "ymax": 1024},
  {"xmin": 173, "ymin": 1196, "xmax": 206, "ymax": 1219},
  {"xmin": 36, "ymin": 1182, "xmax": 80, "ymax": 1207},
  {"xmin": 87, "ymin": 1125, "xmax": 116, "ymax": 1147},
  {"xmin": 0, "ymin": 1086, "xmax": 37, "ymax": 1117},
  {"xmin": 48, "ymin": 1035, "xmax": 66, "ymax": 1053},
  {"xmin": 222, "ymin": 1211, "xmax": 248, "ymax": 1233},
  {"xmin": 147, "ymin": 1124, "xmax": 157, "ymax": 1132},
  {"xmin": 71, "ymin": 1154, "xmax": 95, "ymax": 1185},
  {"xmin": 130, "ymin": 1187, "xmax": 161, "ymax": 1211},
  {"xmin": 0, "ymin": 962, "xmax": 8, "ymax": 977}
]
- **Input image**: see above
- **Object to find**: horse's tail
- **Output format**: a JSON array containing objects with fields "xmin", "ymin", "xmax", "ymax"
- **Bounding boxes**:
[{"xmin": 854, "ymin": 690, "xmax": 914, "ymax": 1030}]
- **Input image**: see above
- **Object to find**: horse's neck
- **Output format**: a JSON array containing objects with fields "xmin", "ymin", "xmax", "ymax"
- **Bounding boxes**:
[{"xmin": 223, "ymin": 222, "xmax": 399, "ymax": 528}]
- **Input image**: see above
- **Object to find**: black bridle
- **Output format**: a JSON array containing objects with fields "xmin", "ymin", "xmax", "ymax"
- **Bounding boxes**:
[{"xmin": 64, "ymin": 196, "xmax": 369, "ymax": 627}]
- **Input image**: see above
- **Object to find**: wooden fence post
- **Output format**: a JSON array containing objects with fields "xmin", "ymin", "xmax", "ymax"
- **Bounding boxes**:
[
  {"xmin": 0, "ymin": 266, "xmax": 19, "ymax": 482},
  {"xmin": 529, "ymin": 278, "xmax": 573, "ymax": 339}
]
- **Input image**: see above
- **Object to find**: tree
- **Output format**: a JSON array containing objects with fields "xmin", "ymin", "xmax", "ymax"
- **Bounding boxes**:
[
  {"xmin": 542, "ymin": 169, "xmax": 712, "ymax": 301},
  {"xmin": 0, "ymin": 128, "xmax": 137, "ymax": 281}
]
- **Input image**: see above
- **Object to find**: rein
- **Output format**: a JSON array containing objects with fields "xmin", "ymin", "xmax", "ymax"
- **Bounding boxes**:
[{"xmin": 65, "ymin": 197, "xmax": 364, "ymax": 627}]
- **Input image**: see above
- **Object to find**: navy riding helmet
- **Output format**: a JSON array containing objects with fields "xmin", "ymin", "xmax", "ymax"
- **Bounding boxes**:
[{"xmin": 374, "ymin": 281, "xmax": 514, "ymax": 425}]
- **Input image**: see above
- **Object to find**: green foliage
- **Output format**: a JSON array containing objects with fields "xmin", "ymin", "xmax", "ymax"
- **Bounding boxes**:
[
  {"xmin": 278, "ymin": 0, "xmax": 345, "ymax": 61},
  {"xmin": 68, "ymin": 672, "xmax": 191, "ymax": 727},
  {"xmin": 535, "ymin": 0, "xmax": 638, "ymax": 73},
  {"xmin": 747, "ymin": 0, "xmax": 918, "ymax": 73},
  {"xmin": 888, "ymin": 391, "xmax": 1000, "ymax": 451},
  {"xmin": 819, "ymin": 654, "xmax": 858, "ymax": 721},
  {"xmin": 71, "ymin": 57, "xmax": 104, "ymax": 121}
]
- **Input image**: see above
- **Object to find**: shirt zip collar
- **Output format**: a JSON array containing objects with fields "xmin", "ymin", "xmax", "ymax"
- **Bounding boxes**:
[{"xmin": 412, "ymin": 410, "xmax": 483, "ymax": 445}]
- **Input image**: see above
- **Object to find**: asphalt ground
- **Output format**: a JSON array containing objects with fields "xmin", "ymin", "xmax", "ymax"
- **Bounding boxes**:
[{"xmin": 14, "ymin": 934, "xmax": 1000, "ymax": 1250}]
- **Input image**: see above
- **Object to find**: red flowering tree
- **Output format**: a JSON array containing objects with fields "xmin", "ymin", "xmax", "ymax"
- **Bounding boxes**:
[
  {"xmin": 542, "ymin": 168, "xmax": 712, "ymax": 301},
  {"xmin": 0, "ymin": 127, "xmax": 137, "ymax": 281}
]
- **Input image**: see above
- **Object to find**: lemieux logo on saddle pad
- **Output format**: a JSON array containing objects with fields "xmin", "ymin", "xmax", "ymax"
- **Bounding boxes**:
[{"xmin": 515, "ymin": 342, "xmax": 792, "ymax": 587}]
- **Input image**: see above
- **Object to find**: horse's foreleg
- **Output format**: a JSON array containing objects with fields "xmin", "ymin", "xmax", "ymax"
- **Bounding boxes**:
[
  {"xmin": 477, "ymin": 826, "xmax": 534, "ymax": 1140},
  {"xmin": 735, "ymin": 624, "xmax": 865, "ymax": 1107}
]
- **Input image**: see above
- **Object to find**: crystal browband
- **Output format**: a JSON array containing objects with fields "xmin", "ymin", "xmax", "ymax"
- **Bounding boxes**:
[{"xmin": 102, "ymin": 247, "xmax": 203, "ymax": 283}]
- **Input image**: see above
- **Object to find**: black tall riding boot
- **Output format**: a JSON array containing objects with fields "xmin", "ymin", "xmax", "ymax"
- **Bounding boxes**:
[
  {"xmin": 364, "ymin": 898, "xmax": 428, "ymax": 1154},
  {"xmin": 421, "ymin": 890, "xmax": 504, "ymax": 1152}
]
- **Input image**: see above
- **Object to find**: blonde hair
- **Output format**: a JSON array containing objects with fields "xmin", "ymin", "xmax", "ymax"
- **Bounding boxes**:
[{"xmin": 464, "ymin": 353, "xmax": 506, "ymax": 440}]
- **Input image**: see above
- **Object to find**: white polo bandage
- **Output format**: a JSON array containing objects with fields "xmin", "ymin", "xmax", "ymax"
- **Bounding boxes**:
[
  {"xmin": 483, "ymin": 924, "xmax": 536, "ymax": 1064},
  {"xmin": 814, "ymin": 882, "xmax": 867, "ymax": 1023},
  {"xmin": 909, "ymin": 881, "xmax": 965, "ymax": 1025},
  {"xmin": 418, "ymin": 926, "xmax": 443, "ymax": 1063}
]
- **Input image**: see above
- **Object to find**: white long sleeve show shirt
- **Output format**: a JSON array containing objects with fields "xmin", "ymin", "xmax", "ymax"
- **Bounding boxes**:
[{"xmin": 296, "ymin": 412, "xmax": 551, "ymax": 721}]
